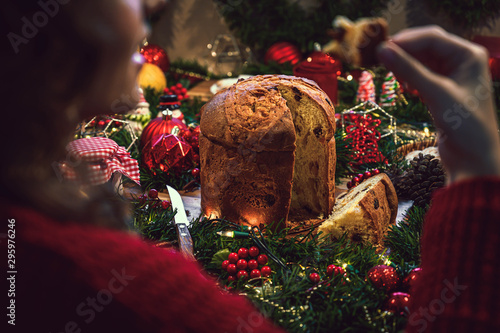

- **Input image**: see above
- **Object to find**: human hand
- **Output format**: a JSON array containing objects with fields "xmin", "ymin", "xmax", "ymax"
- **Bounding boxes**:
[{"xmin": 377, "ymin": 26, "xmax": 500, "ymax": 184}]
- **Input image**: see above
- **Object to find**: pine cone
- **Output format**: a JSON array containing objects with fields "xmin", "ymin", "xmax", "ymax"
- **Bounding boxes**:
[{"xmin": 395, "ymin": 153, "xmax": 445, "ymax": 207}]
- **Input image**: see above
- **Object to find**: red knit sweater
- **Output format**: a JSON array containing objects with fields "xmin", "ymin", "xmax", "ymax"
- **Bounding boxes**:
[
  {"xmin": 2, "ymin": 203, "xmax": 285, "ymax": 332},
  {"xmin": 406, "ymin": 177, "xmax": 500, "ymax": 332}
]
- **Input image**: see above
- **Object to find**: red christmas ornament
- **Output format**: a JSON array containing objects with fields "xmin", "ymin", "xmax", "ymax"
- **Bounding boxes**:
[
  {"xmin": 140, "ymin": 44, "xmax": 170, "ymax": 72},
  {"xmin": 344, "ymin": 114, "xmax": 386, "ymax": 166},
  {"xmin": 261, "ymin": 266, "xmax": 272, "ymax": 277},
  {"xmin": 385, "ymin": 292, "xmax": 411, "ymax": 315},
  {"xmin": 309, "ymin": 273, "xmax": 320, "ymax": 284},
  {"xmin": 264, "ymin": 42, "xmax": 302, "ymax": 66},
  {"xmin": 248, "ymin": 259, "xmax": 259, "ymax": 270},
  {"xmin": 236, "ymin": 259, "xmax": 248, "ymax": 271},
  {"xmin": 140, "ymin": 112, "xmax": 188, "ymax": 148},
  {"xmin": 248, "ymin": 246, "xmax": 259, "ymax": 257},
  {"xmin": 227, "ymin": 264, "xmax": 237, "ymax": 275},
  {"xmin": 250, "ymin": 269, "xmax": 261, "ymax": 279},
  {"xmin": 228, "ymin": 252, "xmax": 239, "ymax": 264},
  {"xmin": 141, "ymin": 134, "xmax": 193, "ymax": 175},
  {"xmin": 148, "ymin": 189, "xmax": 158, "ymax": 199},
  {"xmin": 327, "ymin": 265, "xmax": 345, "ymax": 277},
  {"xmin": 237, "ymin": 247, "xmax": 249, "ymax": 259},
  {"xmin": 237, "ymin": 270, "xmax": 249, "ymax": 280},
  {"xmin": 257, "ymin": 254, "xmax": 268, "ymax": 266},
  {"xmin": 161, "ymin": 200, "xmax": 171, "ymax": 209},
  {"xmin": 367, "ymin": 265, "xmax": 399, "ymax": 292},
  {"xmin": 403, "ymin": 267, "xmax": 422, "ymax": 291}
]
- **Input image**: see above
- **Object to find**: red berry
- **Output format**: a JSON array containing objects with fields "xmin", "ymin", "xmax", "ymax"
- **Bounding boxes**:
[
  {"xmin": 238, "ymin": 247, "xmax": 249, "ymax": 259},
  {"xmin": 161, "ymin": 200, "xmax": 171, "ymax": 209},
  {"xmin": 353, "ymin": 177, "xmax": 360, "ymax": 183},
  {"xmin": 250, "ymin": 269, "xmax": 261, "ymax": 279},
  {"xmin": 373, "ymin": 169, "xmax": 380, "ymax": 175},
  {"xmin": 357, "ymin": 173, "xmax": 364, "ymax": 180},
  {"xmin": 237, "ymin": 270, "xmax": 248, "ymax": 280},
  {"xmin": 261, "ymin": 266, "xmax": 272, "ymax": 277},
  {"xmin": 236, "ymin": 259, "xmax": 248, "ymax": 270},
  {"xmin": 227, "ymin": 264, "xmax": 237, "ymax": 275},
  {"xmin": 221, "ymin": 260, "xmax": 229, "ymax": 270},
  {"xmin": 176, "ymin": 83, "xmax": 183, "ymax": 89},
  {"xmin": 227, "ymin": 275, "xmax": 236, "ymax": 282},
  {"xmin": 364, "ymin": 171, "xmax": 372, "ymax": 179},
  {"xmin": 228, "ymin": 252, "xmax": 239, "ymax": 264},
  {"xmin": 191, "ymin": 168, "xmax": 200, "ymax": 177},
  {"xmin": 249, "ymin": 246, "xmax": 259, "ymax": 257},
  {"xmin": 257, "ymin": 254, "xmax": 268, "ymax": 265},
  {"xmin": 347, "ymin": 181, "xmax": 352, "ymax": 189},
  {"xmin": 148, "ymin": 189, "xmax": 158, "ymax": 199},
  {"xmin": 138, "ymin": 194, "xmax": 148, "ymax": 205},
  {"xmin": 327, "ymin": 265, "xmax": 345, "ymax": 277},
  {"xmin": 181, "ymin": 87, "xmax": 188, "ymax": 94},
  {"xmin": 309, "ymin": 273, "xmax": 320, "ymax": 284},
  {"xmin": 248, "ymin": 259, "xmax": 258, "ymax": 270}
]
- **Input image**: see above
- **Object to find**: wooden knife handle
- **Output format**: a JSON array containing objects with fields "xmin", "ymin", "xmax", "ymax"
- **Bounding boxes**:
[{"xmin": 176, "ymin": 224, "xmax": 195, "ymax": 260}]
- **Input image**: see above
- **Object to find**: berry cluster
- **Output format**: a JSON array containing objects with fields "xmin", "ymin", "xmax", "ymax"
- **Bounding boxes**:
[
  {"xmin": 309, "ymin": 264, "xmax": 346, "ymax": 284},
  {"xmin": 163, "ymin": 83, "xmax": 189, "ymax": 101},
  {"xmin": 346, "ymin": 169, "xmax": 380, "ymax": 189},
  {"xmin": 221, "ymin": 247, "xmax": 272, "ymax": 282},
  {"xmin": 137, "ymin": 189, "xmax": 172, "ymax": 210}
]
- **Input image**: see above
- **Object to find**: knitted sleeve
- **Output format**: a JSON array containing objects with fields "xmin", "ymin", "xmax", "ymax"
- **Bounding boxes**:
[{"xmin": 405, "ymin": 177, "xmax": 500, "ymax": 332}]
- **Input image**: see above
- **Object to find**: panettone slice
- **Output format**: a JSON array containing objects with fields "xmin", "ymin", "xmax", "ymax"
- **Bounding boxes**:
[{"xmin": 318, "ymin": 173, "xmax": 398, "ymax": 247}]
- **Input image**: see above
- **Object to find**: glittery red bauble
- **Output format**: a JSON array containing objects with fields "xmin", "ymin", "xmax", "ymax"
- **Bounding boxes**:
[
  {"xmin": 141, "ymin": 134, "xmax": 193, "ymax": 174},
  {"xmin": 385, "ymin": 292, "xmax": 411, "ymax": 315},
  {"xmin": 367, "ymin": 265, "xmax": 399, "ymax": 291},
  {"xmin": 403, "ymin": 267, "xmax": 422, "ymax": 291},
  {"xmin": 264, "ymin": 42, "xmax": 302, "ymax": 66},
  {"xmin": 140, "ymin": 115, "xmax": 188, "ymax": 148},
  {"xmin": 141, "ymin": 44, "xmax": 170, "ymax": 72}
]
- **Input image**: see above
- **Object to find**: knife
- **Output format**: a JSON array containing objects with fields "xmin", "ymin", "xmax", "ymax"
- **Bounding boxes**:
[{"xmin": 166, "ymin": 185, "xmax": 195, "ymax": 260}]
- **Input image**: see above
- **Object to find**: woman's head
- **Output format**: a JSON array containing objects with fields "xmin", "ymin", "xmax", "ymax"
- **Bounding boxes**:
[{"xmin": 0, "ymin": 0, "xmax": 155, "ymax": 224}]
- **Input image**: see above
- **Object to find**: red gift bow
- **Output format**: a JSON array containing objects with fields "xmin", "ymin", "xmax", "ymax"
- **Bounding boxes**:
[{"xmin": 59, "ymin": 137, "xmax": 140, "ymax": 186}]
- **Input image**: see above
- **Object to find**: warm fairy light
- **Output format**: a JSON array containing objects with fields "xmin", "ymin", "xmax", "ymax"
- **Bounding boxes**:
[
  {"xmin": 347, "ymin": 75, "xmax": 353, "ymax": 81},
  {"xmin": 424, "ymin": 127, "xmax": 430, "ymax": 137},
  {"xmin": 307, "ymin": 57, "xmax": 312, "ymax": 62},
  {"xmin": 217, "ymin": 230, "xmax": 235, "ymax": 238}
]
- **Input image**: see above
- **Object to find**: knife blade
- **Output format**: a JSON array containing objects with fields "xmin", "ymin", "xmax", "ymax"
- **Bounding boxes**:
[{"xmin": 166, "ymin": 185, "xmax": 195, "ymax": 260}]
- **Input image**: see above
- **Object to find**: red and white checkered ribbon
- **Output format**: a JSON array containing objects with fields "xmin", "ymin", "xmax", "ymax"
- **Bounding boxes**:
[{"xmin": 59, "ymin": 137, "xmax": 140, "ymax": 186}]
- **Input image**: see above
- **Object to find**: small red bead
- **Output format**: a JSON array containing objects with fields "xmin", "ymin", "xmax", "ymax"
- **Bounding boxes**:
[
  {"xmin": 237, "ymin": 270, "xmax": 248, "ymax": 280},
  {"xmin": 238, "ymin": 248, "xmax": 249, "ymax": 259},
  {"xmin": 176, "ymin": 83, "xmax": 183, "ymax": 89},
  {"xmin": 353, "ymin": 177, "xmax": 360, "ymax": 183},
  {"xmin": 261, "ymin": 266, "xmax": 272, "ymax": 277},
  {"xmin": 161, "ymin": 200, "xmax": 171, "ymax": 209},
  {"xmin": 191, "ymin": 168, "xmax": 200, "ymax": 177},
  {"xmin": 221, "ymin": 260, "xmax": 229, "ymax": 271},
  {"xmin": 250, "ymin": 269, "xmax": 261, "ymax": 279},
  {"xmin": 227, "ymin": 264, "xmax": 237, "ymax": 275},
  {"xmin": 309, "ymin": 273, "xmax": 320, "ymax": 284},
  {"xmin": 347, "ymin": 181, "xmax": 352, "ymax": 189},
  {"xmin": 148, "ymin": 189, "xmax": 158, "ymax": 199},
  {"xmin": 249, "ymin": 246, "xmax": 260, "ymax": 257},
  {"xmin": 357, "ymin": 173, "xmax": 364, "ymax": 180},
  {"xmin": 227, "ymin": 275, "xmax": 236, "ymax": 282},
  {"xmin": 248, "ymin": 259, "xmax": 259, "ymax": 270},
  {"xmin": 257, "ymin": 254, "xmax": 268, "ymax": 265},
  {"xmin": 236, "ymin": 259, "xmax": 248, "ymax": 271},
  {"xmin": 228, "ymin": 252, "xmax": 239, "ymax": 264},
  {"xmin": 364, "ymin": 171, "xmax": 372, "ymax": 178},
  {"xmin": 326, "ymin": 265, "xmax": 335, "ymax": 276},
  {"xmin": 373, "ymin": 169, "xmax": 380, "ymax": 175}
]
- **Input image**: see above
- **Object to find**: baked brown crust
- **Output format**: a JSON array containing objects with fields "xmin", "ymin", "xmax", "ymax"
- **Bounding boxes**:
[{"xmin": 200, "ymin": 75, "xmax": 336, "ymax": 229}]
